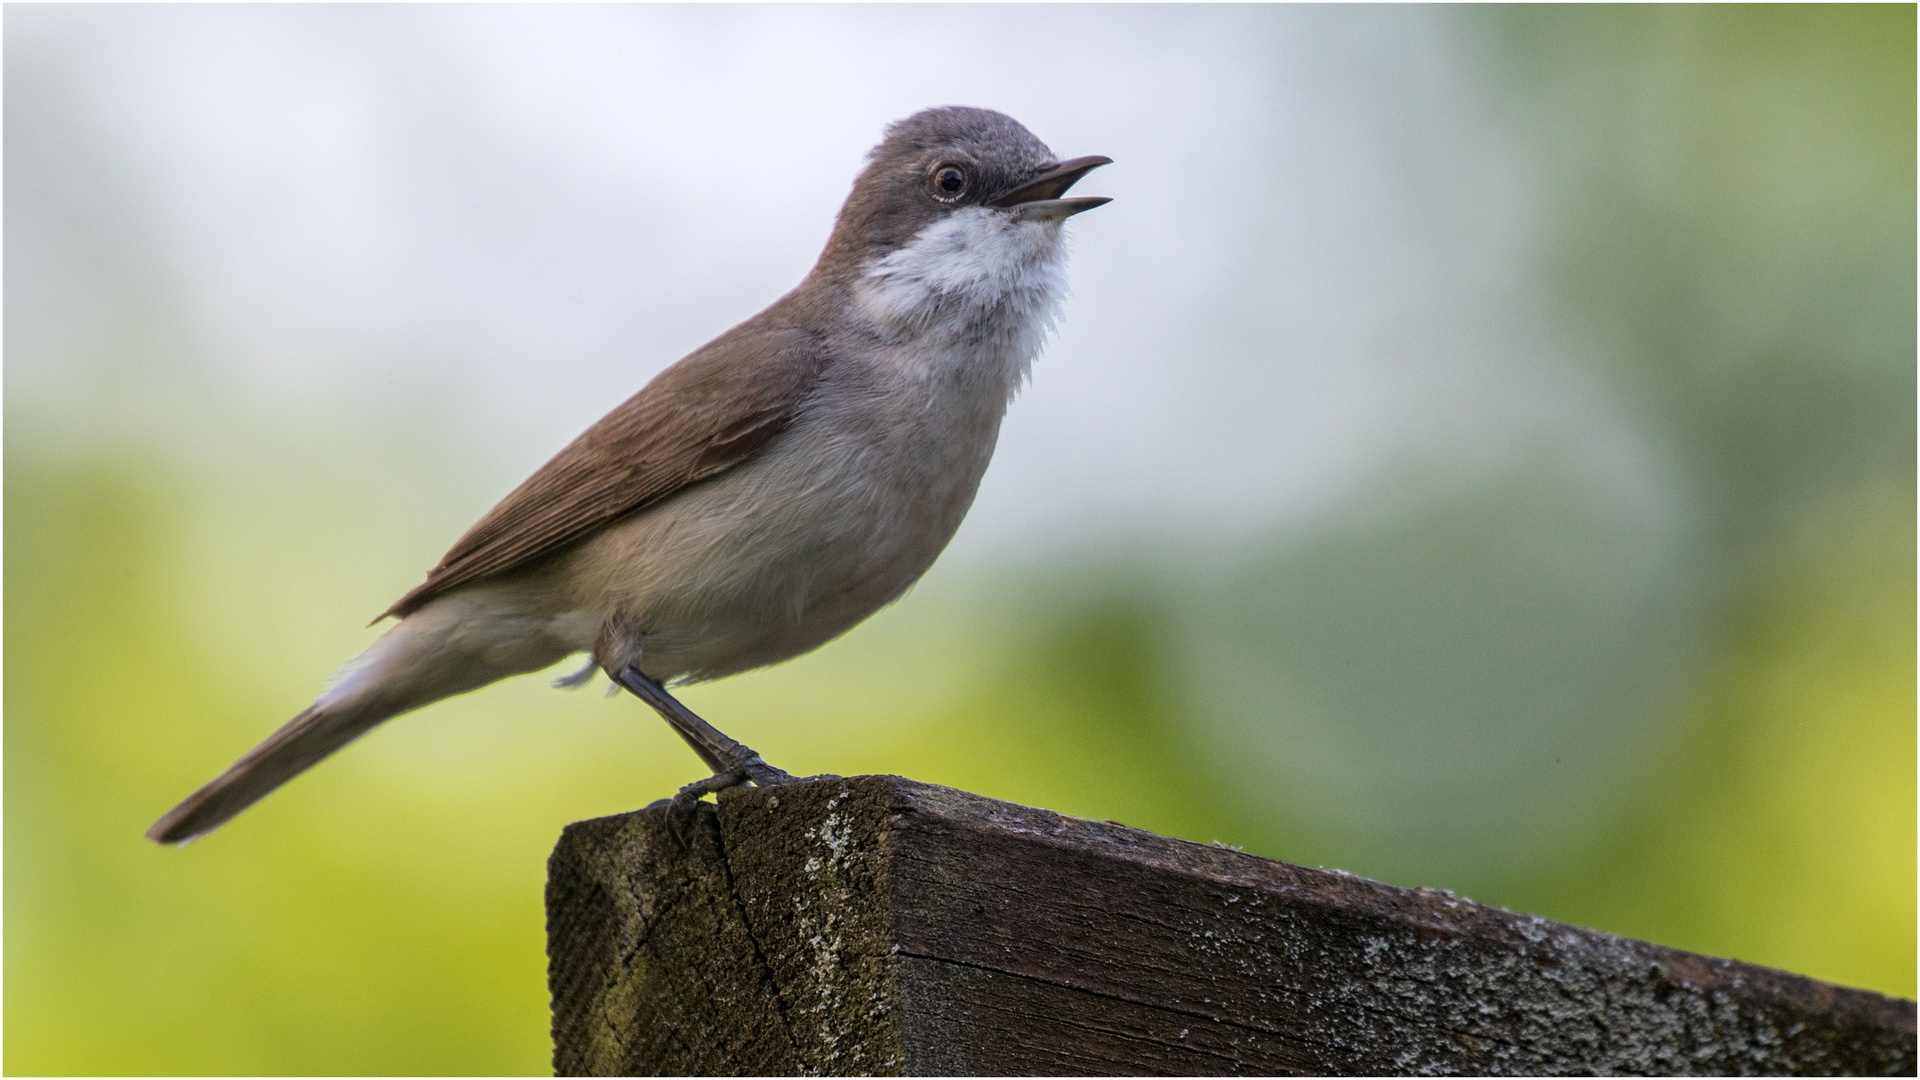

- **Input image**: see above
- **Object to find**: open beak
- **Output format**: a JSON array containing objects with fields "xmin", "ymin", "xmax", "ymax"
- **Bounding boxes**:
[{"xmin": 993, "ymin": 155, "xmax": 1112, "ymax": 219}]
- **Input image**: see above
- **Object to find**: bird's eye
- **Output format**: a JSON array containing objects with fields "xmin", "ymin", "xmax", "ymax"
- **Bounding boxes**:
[{"xmin": 928, "ymin": 164, "xmax": 969, "ymax": 202}]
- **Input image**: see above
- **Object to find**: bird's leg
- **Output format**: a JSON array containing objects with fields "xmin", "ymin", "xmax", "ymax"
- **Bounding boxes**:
[
  {"xmin": 607, "ymin": 665, "xmax": 797, "ymax": 845},
  {"xmin": 663, "ymin": 714, "xmax": 727, "ymax": 775},
  {"xmin": 610, "ymin": 665, "xmax": 794, "ymax": 786}
]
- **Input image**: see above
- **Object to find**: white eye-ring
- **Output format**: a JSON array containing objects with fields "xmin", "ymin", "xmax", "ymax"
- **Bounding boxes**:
[{"xmin": 928, "ymin": 163, "xmax": 969, "ymax": 203}]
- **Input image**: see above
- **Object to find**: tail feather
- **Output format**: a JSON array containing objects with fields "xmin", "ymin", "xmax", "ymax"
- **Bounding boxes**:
[
  {"xmin": 145, "ymin": 704, "xmax": 386, "ymax": 845},
  {"xmin": 147, "ymin": 582, "xmax": 584, "ymax": 845}
]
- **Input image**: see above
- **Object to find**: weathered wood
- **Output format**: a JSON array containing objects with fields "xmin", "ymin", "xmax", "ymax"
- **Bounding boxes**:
[{"xmin": 547, "ymin": 774, "xmax": 1916, "ymax": 1076}]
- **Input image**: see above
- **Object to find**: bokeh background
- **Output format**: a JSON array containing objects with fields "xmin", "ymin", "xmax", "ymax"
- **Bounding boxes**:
[{"xmin": 7, "ymin": 5, "xmax": 1913, "ymax": 1073}]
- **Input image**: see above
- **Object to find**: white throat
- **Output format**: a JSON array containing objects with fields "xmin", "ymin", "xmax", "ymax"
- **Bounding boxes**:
[{"xmin": 853, "ymin": 207, "xmax": 1071, "ymax": 394}]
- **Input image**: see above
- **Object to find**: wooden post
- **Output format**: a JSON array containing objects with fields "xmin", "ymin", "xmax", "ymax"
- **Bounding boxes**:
[{"xmin": 546, "ymin": 774, "xmax": 1915, "ymax": 1076}]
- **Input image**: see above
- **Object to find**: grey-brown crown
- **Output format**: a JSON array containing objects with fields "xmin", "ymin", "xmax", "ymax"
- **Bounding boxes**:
[
  {"xmin": 816, "ymin": 107, "xmax": 1061, "ymax": 273},
  {"xmin": 872, "ymin": 106, "xmax": 1058, "ymax": 187}
]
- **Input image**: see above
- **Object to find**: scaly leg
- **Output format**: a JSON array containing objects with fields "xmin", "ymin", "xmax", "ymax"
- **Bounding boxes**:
[{"xmin": 607, "ymin": 664, "xmax": 797, "ymax": 845}]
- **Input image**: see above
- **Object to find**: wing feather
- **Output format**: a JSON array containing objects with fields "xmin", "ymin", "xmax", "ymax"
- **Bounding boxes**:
[{"xmin": 380, "ymin": 324, "xmax": 823, "ymax": 620}]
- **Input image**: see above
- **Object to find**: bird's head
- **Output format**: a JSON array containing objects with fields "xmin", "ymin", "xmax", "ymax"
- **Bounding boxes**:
[{"xmin": 824, "ymin": 106, "xmax": 1110, "ymax": 328}]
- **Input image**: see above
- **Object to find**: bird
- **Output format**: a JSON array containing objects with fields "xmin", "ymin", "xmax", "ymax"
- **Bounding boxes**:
[{"xmin": 147, "ymin": 105, "xmax": 1110, "ymax": 845}]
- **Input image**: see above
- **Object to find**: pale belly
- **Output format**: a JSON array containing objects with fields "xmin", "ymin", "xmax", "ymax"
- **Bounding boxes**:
[{"xmin": 543, "ymin": 365, "xmax": 1008, "ymax": 683}]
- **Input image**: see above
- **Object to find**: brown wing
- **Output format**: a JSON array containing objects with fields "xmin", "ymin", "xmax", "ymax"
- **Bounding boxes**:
[{"xmin": 380, "ymin": 324, "xmax": 823, "ymax": 620}]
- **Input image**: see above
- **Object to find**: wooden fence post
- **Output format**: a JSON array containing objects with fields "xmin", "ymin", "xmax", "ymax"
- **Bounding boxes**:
[{"xmin": 546, "ymin": 774, "xmax": 1914, "ymax": 1076}]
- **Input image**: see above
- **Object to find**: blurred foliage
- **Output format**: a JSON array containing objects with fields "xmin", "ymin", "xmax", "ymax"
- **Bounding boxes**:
[
  {"xmin": 6, "ymin": 6, "xmax": 1913, "ymax": 1075},
  {"xmin": 1486, "ymin": 4, "xmax": 1916, "ymax": 542},
  {"xmin": 1170, "ymin": 449, "xmax": 1694, "ymax": 877},
  {"xmin": 1458, "ymin": 2, "xmax": 1916, "ymax": 993},
  {"xmin": 5, "ymin": 456, "xmax": 548, "ymax": 1074},
  {"xmin": 1506, "ymin": 475, "xmax": 1916, "ymax": 997}
]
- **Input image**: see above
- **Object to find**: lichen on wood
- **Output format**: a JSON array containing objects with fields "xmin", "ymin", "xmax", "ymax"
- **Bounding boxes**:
[{"xmin": 548, "ymin": 775, "xmax": 1916, "ymax": 1077}]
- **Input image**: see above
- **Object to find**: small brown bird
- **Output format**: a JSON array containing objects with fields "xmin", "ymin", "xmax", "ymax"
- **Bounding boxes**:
[{"xmin": 148, "ymin": 106, "xmax": 1109, "ymax": 845}]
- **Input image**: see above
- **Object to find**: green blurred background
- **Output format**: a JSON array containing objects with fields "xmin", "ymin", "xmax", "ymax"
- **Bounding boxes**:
[{"xmin": 7, "ymin": 6, "xmax": 1913, "ymax": 1074}]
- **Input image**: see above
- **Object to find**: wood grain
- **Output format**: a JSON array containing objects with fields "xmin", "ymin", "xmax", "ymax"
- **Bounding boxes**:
[{"xmin": 547, "ymin": 775, "xmax": 1916, "ymax": 1076}]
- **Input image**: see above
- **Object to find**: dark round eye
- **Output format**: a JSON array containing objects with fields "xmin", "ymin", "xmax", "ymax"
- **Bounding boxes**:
[{"xmin": 929, "ymin": 164, "xmax": 969, "ymax": 202}]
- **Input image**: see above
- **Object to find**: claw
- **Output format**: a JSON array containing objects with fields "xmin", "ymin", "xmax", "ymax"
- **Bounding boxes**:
[
  {"xmin": 665, "ymin": 793, "xmax": 698, "ymax": 848},
  {"xmin": 662, "ymin": 766, "xmax": 749, "ymax": 848}
]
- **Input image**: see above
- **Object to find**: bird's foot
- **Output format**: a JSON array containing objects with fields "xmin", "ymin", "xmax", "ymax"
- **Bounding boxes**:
[
  {"xmin": 663, "ymin": 755, "xmax": 807, "ymax": 847},
  {"xmin": 738, "ymin": 754, "xmax": 796, "ymax": 788},
  {"xmin": 664, "ymin": 766, "xmax": 745, "ymax": 847}
]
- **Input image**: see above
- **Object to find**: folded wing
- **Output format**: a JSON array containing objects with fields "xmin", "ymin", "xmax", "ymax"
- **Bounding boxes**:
[{"xmin": 382, "ymin": 324, "xmax": 824, "ymax": 620}]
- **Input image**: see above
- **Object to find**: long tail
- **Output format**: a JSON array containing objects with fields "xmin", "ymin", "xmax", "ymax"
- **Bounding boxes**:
[
  {"xmin": 146, "ymin": 585, "xmax": 582, "ymax": 845},
  {"xmin": 145, "ymin": 702, "xmax": 390, "ymax": 845}
]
